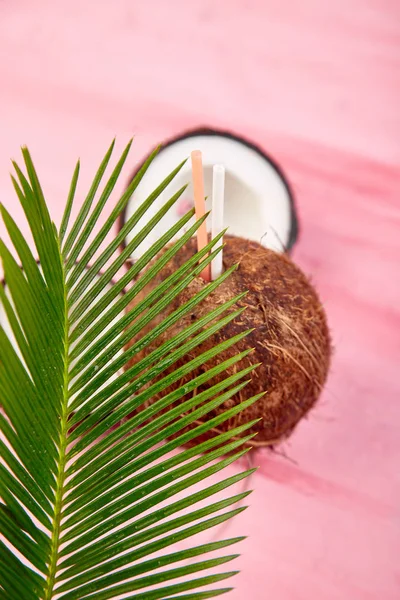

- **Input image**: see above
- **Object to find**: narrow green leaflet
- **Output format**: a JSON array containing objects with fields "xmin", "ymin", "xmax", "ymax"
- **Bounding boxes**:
[{"xmin": 0, "ymin": 141, "xmax": 261, "ymax": 599}]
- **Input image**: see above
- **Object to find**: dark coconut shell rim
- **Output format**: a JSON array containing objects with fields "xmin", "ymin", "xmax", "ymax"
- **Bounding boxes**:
[{"xmin": 118, "ymin": 127, "xmax": 299, "ymax": 265}]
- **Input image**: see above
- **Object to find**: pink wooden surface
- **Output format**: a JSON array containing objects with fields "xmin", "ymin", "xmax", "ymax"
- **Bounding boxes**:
[{"xmin": 1, "ymin": 1, "xmax": 399, "ymax": 598}]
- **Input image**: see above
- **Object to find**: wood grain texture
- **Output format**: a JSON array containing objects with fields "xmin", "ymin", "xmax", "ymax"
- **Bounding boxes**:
[{"xmin": 0, "ymin": 1, "xmax": 399, "ymax": 598}]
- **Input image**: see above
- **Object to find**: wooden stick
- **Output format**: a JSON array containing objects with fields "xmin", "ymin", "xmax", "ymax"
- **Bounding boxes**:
[
  {"xmin": 191, "ymin": 150, "xmax": 210, "ymax": 282},
  {"xmin": 211, "ymin": 164, "xmax": 225, "ymax": 280}
]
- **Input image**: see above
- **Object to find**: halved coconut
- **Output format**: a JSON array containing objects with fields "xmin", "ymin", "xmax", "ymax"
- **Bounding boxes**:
[{"xmin": 120, "ymin": 128, "xmax": 298, "ymax": 264}]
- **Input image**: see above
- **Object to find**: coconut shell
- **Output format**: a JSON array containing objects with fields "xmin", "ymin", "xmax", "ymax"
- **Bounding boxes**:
[{"xmin": 125, "ymin": 235, "xmax": 331, "ymax": 447}]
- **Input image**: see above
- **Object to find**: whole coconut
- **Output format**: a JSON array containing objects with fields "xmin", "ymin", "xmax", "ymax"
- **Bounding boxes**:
[{"xmin": 125, "ymin": 235, "xmax": 331, "ymax": 447}]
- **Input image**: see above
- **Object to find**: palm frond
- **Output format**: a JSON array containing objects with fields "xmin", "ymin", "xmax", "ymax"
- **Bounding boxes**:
[{"xmin": 0, "ymin": 141, "xmax": 260, "ymax": 599}]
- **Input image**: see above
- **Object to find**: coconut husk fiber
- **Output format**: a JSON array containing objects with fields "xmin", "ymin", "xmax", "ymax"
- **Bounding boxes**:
[{"xmin": 125, "ymin": 235, "xmax": 331, "ymax": 448}]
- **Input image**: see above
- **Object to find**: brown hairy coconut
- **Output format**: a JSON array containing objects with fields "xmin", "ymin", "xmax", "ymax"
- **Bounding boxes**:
[{"xmin": 125, "ymin": 235, "xmax": 331, "ymax": 448}]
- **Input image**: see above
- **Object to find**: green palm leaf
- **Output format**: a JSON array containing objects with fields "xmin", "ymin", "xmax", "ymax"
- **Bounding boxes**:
[{"xmin": 0, "ymin": 142, "xmax": 259, "ymax": 599}]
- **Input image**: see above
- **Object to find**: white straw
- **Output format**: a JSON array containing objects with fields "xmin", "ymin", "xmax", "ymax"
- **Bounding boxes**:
[{"xmin": 211, "ymin": 164, "xmax": 225, "ymax": 280}]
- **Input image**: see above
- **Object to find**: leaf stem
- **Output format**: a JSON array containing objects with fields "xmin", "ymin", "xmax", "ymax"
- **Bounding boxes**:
[{"xmin": 44, "ymin": 264, "xmax": 70, "ymax": 599}]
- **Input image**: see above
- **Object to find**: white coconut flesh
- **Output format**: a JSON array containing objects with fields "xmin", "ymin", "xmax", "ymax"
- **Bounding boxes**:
[
  {"xmin": 0, "ymin": 268, "xmax": 124, "ymax": 408},
  {"xmin": 123, "ymin": 133, "xmax": 296, "ymax": 263}
]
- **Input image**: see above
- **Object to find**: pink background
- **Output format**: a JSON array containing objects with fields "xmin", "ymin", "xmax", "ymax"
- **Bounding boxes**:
[{"xmin": 1, "ymin": 1, "xmax": 399, "ymax": 598}]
